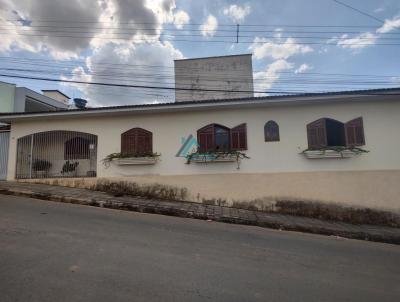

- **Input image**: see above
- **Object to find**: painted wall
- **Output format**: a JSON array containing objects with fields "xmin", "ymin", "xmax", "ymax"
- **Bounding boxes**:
[
  {"xmin": 175, "ymin": 55, "xmax": 254, "ymax": 102},
  {"xmin": 6, "ymin": 99, "xmax": 400, "ymax": 209},
  {"xmin": 0, "ymin": 82, "xmax": 15, "ymax": 113}
]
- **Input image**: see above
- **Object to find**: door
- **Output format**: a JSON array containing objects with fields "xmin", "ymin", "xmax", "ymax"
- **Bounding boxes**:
[{"xmin": 0, "ymin": 131, "xmax": 10, "ymax": 180}]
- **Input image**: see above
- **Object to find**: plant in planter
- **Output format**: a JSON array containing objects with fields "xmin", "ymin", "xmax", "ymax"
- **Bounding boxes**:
[
  {"xmin": 301, "ymin": 146, "xmax": 369, "ymax": 159},
  {"xmin": 186, "ymin": 150, "xmax": 250, "ymax": 169},
  {"xmin": 32, "ymin": 159, "xmax": 52, "ymax": 178},
  {"xmin": 102, "ymin": 152, "xmax": 161, "ymax": 167},
  {"xmin": 61, "ymin": 160, "xmax": 79, "ymax": 176}
]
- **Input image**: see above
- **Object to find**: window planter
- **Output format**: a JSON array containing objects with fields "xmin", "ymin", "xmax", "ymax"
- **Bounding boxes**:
[
  {"xmin": 189, "ymin": 153, "xmax": 238, "ymax": 163},
  {"xmin": 112, "ymin": 157, "xmax": 158, "ymax": 165},
  {"xmin": 102, "ymin": 152, "xmax": 160, "ymax": 167},
  {"xmin": 301, "ymin": 147, "xmax": 369, "ymax": 159},
  {"xmin": 186, "ymin": 151, "xmax": 250, "ymax": 169}
]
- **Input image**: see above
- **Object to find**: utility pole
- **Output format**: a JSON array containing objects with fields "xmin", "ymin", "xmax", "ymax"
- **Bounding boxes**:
[{"xmin": 236, "ymin": 24, "xmax": 239, "ymax": 43}]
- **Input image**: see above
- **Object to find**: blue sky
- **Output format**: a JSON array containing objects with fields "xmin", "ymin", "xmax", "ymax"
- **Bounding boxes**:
[{"xmin": 0, "ymin": 0, "xmax": 400, "ymax": 106}]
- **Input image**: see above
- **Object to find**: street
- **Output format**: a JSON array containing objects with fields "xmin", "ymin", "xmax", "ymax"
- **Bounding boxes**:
[{"xmin": 0, "ymin": 194, "xmax": 399, "ymax": 302}]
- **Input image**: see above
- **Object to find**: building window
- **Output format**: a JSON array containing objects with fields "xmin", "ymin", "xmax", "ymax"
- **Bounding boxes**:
[
  {"xmin": 264, "ymin": 121, "xmax": 280, "ymax": 142},
  {"xmin": 64, "ymin": 137, "xmax": 91, "ymax": 159},
  {"xmin": 197, "ymin": 123, "xmax": 247, "ymax": 152},
  {"xmin": 307, "ymin": 117, "xmax": 365, "ymax": 149},
  {"xmin": 121, "ymin": 128, "xmax": 152, "ymax": 156}
]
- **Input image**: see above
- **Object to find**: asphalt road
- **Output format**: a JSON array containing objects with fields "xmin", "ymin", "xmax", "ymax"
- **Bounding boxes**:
[{"xmin": 0, "ymin": 194, "xmax": 399, "ymax": 302}]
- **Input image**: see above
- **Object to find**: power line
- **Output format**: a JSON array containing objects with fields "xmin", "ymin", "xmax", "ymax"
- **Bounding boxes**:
[
  {"xmin": 1, "ymin": 32, "xmax": 400, "ymax": 45},
  {"xmin": 0, "ymin": 18, "xmax": 385, "ymax": 28},
  {"xmin": 0, "ymin": 73, "xmax": 398, "ymax": 95},
  {"xmin": 1, "ymin": 56, "xmax": 399, "ymax": 79},
  {"xmin": 331, "ymin": 0, "xmax": 384, "ymax": 24}
]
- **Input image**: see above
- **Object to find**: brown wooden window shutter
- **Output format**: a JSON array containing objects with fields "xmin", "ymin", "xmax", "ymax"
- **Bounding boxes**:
[
  {"xmin": 197, "ymin": 124, "xmax": 215, "ymax": 152},
  {"xmin": 121, "ymin": 128, "xmax": 153, "ymax": 155},
  {"xmin": 306, "ymin": 118, "xmax": 327, "ymax": 149},
  {"xmin": 264, "ymin": 121, "xmax": 280, "ymax": 142},
  {"xmin": 345, "ymin": 117, "xmax": 365, "ymax": 146},
  {"xmin": 231, "ymin": 123, "xmax": 247, "ymax": 150}
]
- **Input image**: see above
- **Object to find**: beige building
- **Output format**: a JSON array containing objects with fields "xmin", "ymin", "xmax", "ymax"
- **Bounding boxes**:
[
  {"xmin": 174, "ymin": 54, "xmax": 254, "ymax": 102},
  {"xmin": 1, "ymin": 88, "xmax": 400, "ymax": 210}
]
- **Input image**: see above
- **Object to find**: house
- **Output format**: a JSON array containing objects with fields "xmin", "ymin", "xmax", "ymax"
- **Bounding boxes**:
[
  {"xmin": 0, "ymin": 87, "xmax": 399, "ymax": 210},
  {"xmin": 0, "ymin": 81, "xmax": 70, "ymax": 113},
  {"xmin": 0, "ymin": 81, "xmax": 71, "ymax": 180}
]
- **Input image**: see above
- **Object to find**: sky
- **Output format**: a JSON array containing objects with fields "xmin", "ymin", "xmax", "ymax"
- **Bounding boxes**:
[{"xmin": 0, "ymin": 0, "xmax": 400, "ymax": 107}]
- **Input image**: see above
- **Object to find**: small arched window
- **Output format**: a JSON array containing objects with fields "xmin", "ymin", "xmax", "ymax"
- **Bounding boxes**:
[
  {"xmin": 121, "ymin": 128, "xmax": 152, "ymax": 156},
  {"xmin": 264, "ymin": 121, "xmax": 280, "ymax": 142},
  {"xmin": 65, "ymin": 137, "xmax": 91, "ymax": 159}
]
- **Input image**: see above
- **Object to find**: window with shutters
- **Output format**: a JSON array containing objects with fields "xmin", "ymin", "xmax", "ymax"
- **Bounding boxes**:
[
  {"xmin": 264, "ymin": 121, "xmax": 280, "ymax": 142},
  {"xmin": 231, "ymin": 123, "xmax": 247, "ymax": 150},
  {"xmin": 64, "ymin": 137, "xmax": 90, "ymax": 159},
  {"xmin": 307, "ymin": 117, "xmax": 364, "ymax": 149},
  {"xmin": 345, "ymin": 117, "xmax": 365, "ymax": 146},
  {"xmin": 197, "ymin": 123, "xmax": 247, "ymax": 152},
  {"xmin": 121, "ymin": 128, "xmax": 152, "ymax": 156}
]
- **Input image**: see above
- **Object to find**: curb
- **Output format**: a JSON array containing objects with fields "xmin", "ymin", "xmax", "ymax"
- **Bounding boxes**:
[{"xmin": 1, "ymin": 187, "xmax": 399, "ymax": 245}]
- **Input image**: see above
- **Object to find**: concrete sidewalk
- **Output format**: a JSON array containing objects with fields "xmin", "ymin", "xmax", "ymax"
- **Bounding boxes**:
[{"xmin": 0, "ymin": 181, "xmax": 399, "ymax": 245}]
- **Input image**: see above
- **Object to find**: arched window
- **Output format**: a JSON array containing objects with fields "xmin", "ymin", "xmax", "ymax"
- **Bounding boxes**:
[
  {"xmin": 65, "ymin": 137, "xmax": 91, "ymax": 159},
  {"xmin": 197, "ymin": 123, "xmax": 247, "ymax": 152},
  {"xmin": 264, "ymin": 121, "xmax": 280, "ymax": 142},
  {"xmin": 121, "ymin": 128, "xmax": 152, "ymax": 156}
]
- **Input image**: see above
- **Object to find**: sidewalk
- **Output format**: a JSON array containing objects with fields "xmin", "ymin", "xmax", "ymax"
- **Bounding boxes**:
[{"xmin": 0, "ymin": 181, "xmax": 399, "ymax": 245}]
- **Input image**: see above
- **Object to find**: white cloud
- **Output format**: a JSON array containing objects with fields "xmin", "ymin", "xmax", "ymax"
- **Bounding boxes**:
[
  {"xmin": 374, "ymin": 7, "xmax": 385, "ymax": 13},
  {"xmin": 377, "ymin": 16, "xmax": 400, "ymax": 33},
  {"xmin": 295, "ymin": 63, "xmax": 312, "ymax": 74},
  {"xmin": 173, "ymin": 10, "xmax": 190, "ymax": 29},
  {"xmin": 64, "ymin": 40, "xmax": 184, "ymax": 106},
  {"xmin": 0, "ymin": 0, "xmax": 186, "ymax": 59},
  {"xmin": 200, "ymin": 15, "xmax": 218, "ymax": 37},
  {"xmin": 223, "ymin": 4, "xmax": 251, "ymax": 23},
  {"xmin": 334, "ymin": 32, "xmax": 378, "ymax": 50},
  {"xmin": 253, "ymin": 59, "xmax": 294, "ymax": 95},
  {"xmin": 330, "ymin": 16, "xmax": 400, "ymax": 52},
  {"xmin": 249, "ymin": 37, "xmax": 313, "ymax": 60}
]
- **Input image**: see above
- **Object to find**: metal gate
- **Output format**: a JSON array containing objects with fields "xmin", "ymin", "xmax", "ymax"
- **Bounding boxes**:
[
  {"xmin": 0, "ymin": 130, "xmax": 10, "ymax": 180},
  {"xmin": 16, "ymin": 131, "xmax": 97, "ymax": 179}
]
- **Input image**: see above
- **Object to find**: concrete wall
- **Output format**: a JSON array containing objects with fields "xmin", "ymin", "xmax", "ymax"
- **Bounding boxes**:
[
  {"xmin": 6, "ymin": 99, "xmax": 400, "ymax": 209},
  {"xmin": 0, "ymin": 82, "xmax": 15, "ymax": 113},
  {"xmin": 174, "ymin": 54, "xmax": 254, "ymax": 102}
]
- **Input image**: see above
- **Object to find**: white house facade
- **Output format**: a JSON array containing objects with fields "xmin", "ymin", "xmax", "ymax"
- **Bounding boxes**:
[{"xmin": 1, "ymin": 88, "xmax": 399, "ymax": 210}]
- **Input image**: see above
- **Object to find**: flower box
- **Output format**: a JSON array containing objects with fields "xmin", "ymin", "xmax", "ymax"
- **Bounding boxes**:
[
  {"xmin": 189, "ymin": 153, "xmax": 238, "ymax": 163},
  {"xmin": 113, "ymin": 157, "xmax": 158, "ymax": 165},
  {"xmin": 302, "ymin": 149, "xmax": 358, "ymax": 159}
]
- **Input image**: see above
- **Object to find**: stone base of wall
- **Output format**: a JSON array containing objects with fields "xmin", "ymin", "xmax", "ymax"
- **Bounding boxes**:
[{"xmin": 18, "ymin": 170, "xmax": 400, "ymax": 211}]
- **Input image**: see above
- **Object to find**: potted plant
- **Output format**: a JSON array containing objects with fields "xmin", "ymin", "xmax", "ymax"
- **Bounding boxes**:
[
  {"xmin": 61, "ymin": 160, "xmax": 79, "ymax": 177},
  {"xmin": 32, "ymin": 159, "xmax": 52, "ymax": 178}
]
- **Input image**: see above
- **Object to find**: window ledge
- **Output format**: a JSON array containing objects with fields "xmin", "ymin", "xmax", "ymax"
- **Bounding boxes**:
[
  {"xmin": 302, "ymin": 150, "xmax": 359, "ymax": 159},
  {"xmin": 113, "ymin": 157, "xmax": 158, "ymax": 165}
]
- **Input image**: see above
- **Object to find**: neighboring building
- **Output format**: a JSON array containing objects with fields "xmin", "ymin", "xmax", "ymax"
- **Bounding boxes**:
[
  {"xmin": 0, "ymin": 81, "xmax": 69, "ymax": 113},
  {"xmin": 174, "ymin": 54, "xmax": 254, "ymax": 102},
  {"xmin": 42, "ymin": 90, "xmax": 71, "ymax": 106},
  {"xmin": 0, "ymin": 81, "xmax": 70, "ymax": 180},
  {"xmin": 1, "ymin": 87, "xmax": 400, "ymax": 210}
]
